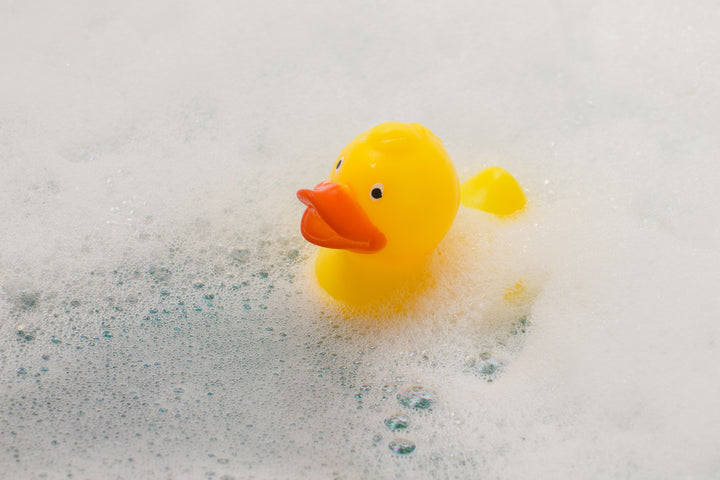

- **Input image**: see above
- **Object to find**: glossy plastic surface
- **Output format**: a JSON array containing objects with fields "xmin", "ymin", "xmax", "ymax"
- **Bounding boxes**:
[
  {"xmin": 297, "ymin": 122, "xmax": 526, "ymax": 306},
  {"xmin": 460, "ymin": 166, "xmax": 526, "ymax": 216}
]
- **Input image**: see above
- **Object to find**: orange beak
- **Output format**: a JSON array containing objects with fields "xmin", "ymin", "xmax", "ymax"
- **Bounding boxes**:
[{"xmin": 297, "ymin": 181, "xmax": 386, "ymax": 253}]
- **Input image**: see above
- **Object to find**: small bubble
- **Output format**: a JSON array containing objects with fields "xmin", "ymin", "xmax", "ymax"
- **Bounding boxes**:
[
  {"xmin": 102, "ymin": 331, "xmax": 113, "ymax": 338},
  {"xmin": 173, "ymin": 388, "xmax": 185, "ymax": 394},
  {"xmin": 372, "ymin": 434, "xmax": 383, "ymax": 445},
  {"xmin": 16, "ymin": 325, "xmax": 37, "ymax": 341},
  {"xmin": 463, "ymin": 355, "xmax": 476, "ymax": 368},
  {"xmin": 17, "ymin": 290, "xmax": 39, "ymax": 309},
  {"xmin": 148, "ymin": 265, "xmax": 172, "ymax": 282},
  {"xmin": 384, "ymin": 414, "xmax": 409, "ymax": 431},
  {"xmin": 193, "ymin": 281, "xmax": 205, "ymax": 289},
  {"xmin": 397, "ymin": 386, "xmax": 436, "ymax": 410},
  {"xmin": 217, "ymin": 458, "xmax": 229, "ymax": 464},
  {"xmin": 230, "ymin": 246, "xmax": 250, "ymax": 262},
  {"xmin": 477, "ymin": 352, "xmax": 504, "ymax": 381},
  {"xmin": 41, "ymin": 354, "xmax": 50, "ymax": 361},
  {"xmin": 149, "ymin": 309, "xmax": 158, "ymax": 314},
  {"xmin": 388, "ymin": 438, "xmax": 416, "ymax": 454},
  {"xmin": 51, "ymin": 336, "xmax": 62, "ymax": 344},
  {"xmin": 382, "ymin": 384, "xmax": 396, "ymax": 394},
  {"xmin": 17, "ymin": 367, "xmax": 27, "ymax": 375},
  {"xmin": 70, "ymin": 299, "xmax": 81, "ymax": 307},
  {"xmin": 203, "ymin": 293, "xmax": 214, "ymax": 300}
]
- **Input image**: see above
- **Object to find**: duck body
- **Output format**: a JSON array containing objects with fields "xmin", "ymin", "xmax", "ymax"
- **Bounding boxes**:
[{"xmin": 297, "ymin": 122, "xmax": 525, "ymax": 308}]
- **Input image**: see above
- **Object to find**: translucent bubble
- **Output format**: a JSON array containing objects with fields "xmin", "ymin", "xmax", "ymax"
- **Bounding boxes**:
[
  {"xmin": 382, "ymin": 384, "xmax": 396, "ymax": 394},
  {"xmin": 463, "ymin": 355, "xmax": 476, "ymax": 368},
  {"xmin": 477, "ymin": 352, "xmax": 504, "ymax": 381},
  {"xmin": 16, "ymin": 325, "xmax": 37, "ymax": 342},
  {"xmin": 388, "ymin": 438, "xmax": 416, "ymax": 454},
  {"xmin": 148, "ymin": 265, "xmax": 172, "ymax": 282},
  {"xmin": 230, "ymin": 246, "xmax": 250, "ymax": 262},
  {"xmin": 384, "ymin": 414, "xmax": 409, "ymax": 431},
  {"xmin": 397, "ymin": 386, "xmax": 436, "ymax": 410},
  {"xmin": 17, "ymin": 290, "xmax": 39, "ymax": 310}
]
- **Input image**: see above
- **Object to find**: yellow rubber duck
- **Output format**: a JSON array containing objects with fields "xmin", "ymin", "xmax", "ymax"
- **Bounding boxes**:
[{"xmin": 297, "ymin": 122, "xmax": 526, "ymax": 307}]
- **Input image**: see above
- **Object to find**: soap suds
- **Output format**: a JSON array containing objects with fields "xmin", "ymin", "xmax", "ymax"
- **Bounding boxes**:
[{"xmin": 1, "ymin": 1, "xmax": 719, "ymax": 478}]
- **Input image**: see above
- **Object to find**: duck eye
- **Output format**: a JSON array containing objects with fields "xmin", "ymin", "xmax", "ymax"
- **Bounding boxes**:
[
  {"xmin": 335, "ymin": 157, "xmax": 344, "ymax": 172},
  {"xmin": 370, "ymin": 183, "xmax": 384, "ymax": 200}
]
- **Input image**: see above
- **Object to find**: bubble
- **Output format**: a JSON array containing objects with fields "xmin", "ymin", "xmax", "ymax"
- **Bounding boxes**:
[
  {"xmin": 230, "ymin": 246, "xmax": 250, "ymax": 262},
  {"xmin": 16, "ymin": 325, "xmax": 38, "ymax": 342},
  {"xmin": 397, "ymin": 386, "xmax": 436, "ymax": 410},
  {"xmin": 17, "ymin": 290, "xmax": 40, "ymax": 310},
  {"xmin": 388, "ymin": 438, "xmax": 416, "ymax": 454},
  {"xmin": 148, "ymin": 265, "xmax": 172, "ymax": 282},
  {"xmin": 203, "ymin": 293, "xmax": 214, "ymax": 300},
  {"xmin": 193, "ymin": 281, "xmax": 205, "ymax": 289},
  {"xmin": 384, "ymin": 414, "xmax": 409, "ymax": 431},
  {"xmin": 463, "ymin": 355, "xmax": 476, "ymax": 368},
  {"xmin": 285, "ymin": 248, "xmax": 300, "ymax": 262},
  {"xmin": 477, "ymin": 352, "xmax": 504, "ymax": 381},
  {"xmin": 217, "ymin": 458, "xmax": 229, "ymax": 464}
]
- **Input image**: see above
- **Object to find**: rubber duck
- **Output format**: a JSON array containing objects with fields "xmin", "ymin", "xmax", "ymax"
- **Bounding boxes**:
[{"xmin": 297, "ymin": 122, "xmax": 526, "ymax": 307}]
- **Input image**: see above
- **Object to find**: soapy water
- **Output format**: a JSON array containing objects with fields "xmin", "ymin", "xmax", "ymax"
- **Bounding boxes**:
[{"xmin": 2, "ymin": 0, "xmax": 720, "ymax": 478}]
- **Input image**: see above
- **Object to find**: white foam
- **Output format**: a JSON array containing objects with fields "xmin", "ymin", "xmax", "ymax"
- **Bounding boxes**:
[{"xmin": 1, "ymin": 1, "xmax": 719, "ymax": 478}]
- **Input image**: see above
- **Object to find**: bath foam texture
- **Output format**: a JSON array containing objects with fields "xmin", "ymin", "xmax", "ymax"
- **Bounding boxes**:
[{"xmin": 2, "ymin": 0, "xmax": 720, "ymax": 479}]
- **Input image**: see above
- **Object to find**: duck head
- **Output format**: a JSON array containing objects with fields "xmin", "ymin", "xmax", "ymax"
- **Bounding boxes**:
[{"xmin": 297, "ymin": 122, "xmax": 460, "ymax": 304}]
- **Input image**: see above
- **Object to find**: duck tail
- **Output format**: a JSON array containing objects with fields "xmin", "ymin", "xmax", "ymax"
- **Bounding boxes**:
[{"xmin": 459, "ymin": 166, "xmax": 526, "ymax": 216}]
